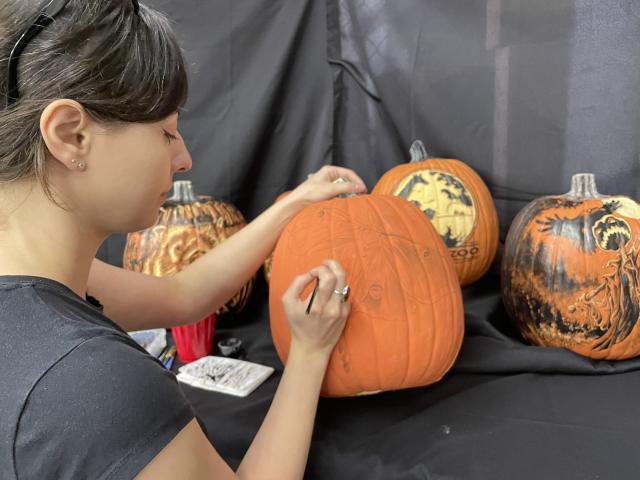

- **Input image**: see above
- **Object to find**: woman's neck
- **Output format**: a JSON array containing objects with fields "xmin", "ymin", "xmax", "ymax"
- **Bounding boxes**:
[{"xmin": 0, "ymin": 181, "xmax": 104, "ymax": 298}]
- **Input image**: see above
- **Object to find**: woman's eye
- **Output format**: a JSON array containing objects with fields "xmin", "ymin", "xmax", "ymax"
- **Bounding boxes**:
[{"xmin": 163, "ymin": 130, "xmax": 178, "ymax": 144}]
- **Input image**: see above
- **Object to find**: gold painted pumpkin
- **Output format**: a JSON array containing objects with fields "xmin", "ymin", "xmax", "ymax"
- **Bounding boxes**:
[
  {"xmin": 373, "ymin": 140, "xmax": 499, "ymax": 286},
  {"xmin": 269, "ymin": 194, "xmax": 464, "ymax": 397},
  {"xmin": 502, "ymin": 173, "xmax": 640, "ymax": 360},
  {"xmin": 123, "ymin": 180, "xmax": 254, "ymax": 315}
]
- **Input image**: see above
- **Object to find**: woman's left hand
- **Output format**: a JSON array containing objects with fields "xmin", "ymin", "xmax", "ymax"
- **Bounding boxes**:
[{"xmin": 283, "ymin": 165, "xmax": 367, "ymax": 209}]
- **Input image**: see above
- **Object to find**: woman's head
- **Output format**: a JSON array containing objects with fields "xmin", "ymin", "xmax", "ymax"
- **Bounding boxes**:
[{"xmin": 0, "ymin": 0, "xmax": 192, "ymax": 233}]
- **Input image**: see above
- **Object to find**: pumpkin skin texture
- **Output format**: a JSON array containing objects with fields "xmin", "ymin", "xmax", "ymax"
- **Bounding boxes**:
[
  {"xmin": 123, "ymin": 180, "xmax": 254, "ymax": 315},
  {"xmin": 373, "ymin": 140, "xmax": 499, "ymax": 286},
  {"xmin": 269, "ymin": 194, "xmax": 464, "ymax": 397},
  {"xmin": 502, "ymin": 173, "xmax": 640, "ymax": 360}
]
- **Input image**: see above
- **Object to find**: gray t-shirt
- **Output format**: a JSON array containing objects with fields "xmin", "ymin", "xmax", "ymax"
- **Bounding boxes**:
[{"xmin": 0, "ymin": 276, "xmax": 195, "ymax": 479}]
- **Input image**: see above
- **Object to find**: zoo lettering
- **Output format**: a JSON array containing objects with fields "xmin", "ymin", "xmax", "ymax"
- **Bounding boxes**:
[{"xmin": 450, "ymin": 245, "xmax": 480, "ymax": 262}]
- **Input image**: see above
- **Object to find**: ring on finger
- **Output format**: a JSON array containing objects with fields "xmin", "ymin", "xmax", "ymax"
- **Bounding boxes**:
[{"xmin": 333, "ymin": 284, "xmax": 350, "ymax": 303}]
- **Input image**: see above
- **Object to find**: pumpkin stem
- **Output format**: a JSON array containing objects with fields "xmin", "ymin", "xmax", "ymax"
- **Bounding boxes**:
[
  {"xmin": 566, "ymin": 173, "xmax": 601, "ymax": 198},
  {"xmin": 167, "ymin": 180, "xmax": 200, "ymax": 204},
  {"xmin": 409, "ymin": 140, "xmax": 429, "ymax": 163}
]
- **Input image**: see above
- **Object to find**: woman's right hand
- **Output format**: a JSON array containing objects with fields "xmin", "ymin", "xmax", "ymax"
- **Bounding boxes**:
[{"xmin": 281, "ymin": 259, "xmax": 350, "ymax": 361}]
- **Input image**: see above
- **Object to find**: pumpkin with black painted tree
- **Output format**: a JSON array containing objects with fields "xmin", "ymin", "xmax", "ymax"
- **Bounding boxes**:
[
  {"xmin": 501, "ymin": 173, "xmax": 640, "ymax": 360},
  {"xmin": 269, "ymin": 194, "xmax": 464, "ymax": 397},
  {"xmin": 123, "ymin": 180, "xmax": 254, "ymax": 315},
  {"xmin": 373, "ymin": 140, "xmax": 499, "ymax": 286}
]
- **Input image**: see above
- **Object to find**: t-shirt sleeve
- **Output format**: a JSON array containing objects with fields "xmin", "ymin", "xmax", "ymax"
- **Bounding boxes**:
[{"xmin": 14, "ymin": 335, "xmax": 195, "ymax": 480}]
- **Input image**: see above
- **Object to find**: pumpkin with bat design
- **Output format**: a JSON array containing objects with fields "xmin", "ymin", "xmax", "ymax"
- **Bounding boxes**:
[
  {"xmin": 372, "ymin": 140, "xmax": 499, "ymax": 286},
  {"xmin": 501, "ymin": 173, "xmax": 640, "ymax": 360},
  {"xmin": 269, "ymin": 194, "xmax": 464, "ymax": 397},
  {"xmin": 123, "ymin": 180, "xmax": 254, "ymax": 315}
]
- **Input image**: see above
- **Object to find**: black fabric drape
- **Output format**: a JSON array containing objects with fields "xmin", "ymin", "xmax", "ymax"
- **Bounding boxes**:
[
  {"xmin": 97, "ymin": 1, "xmax": 640, "ymax": 478},
  {"xmin": 183, "ymin": 273, "xmax": 640, "ymax": 479}
]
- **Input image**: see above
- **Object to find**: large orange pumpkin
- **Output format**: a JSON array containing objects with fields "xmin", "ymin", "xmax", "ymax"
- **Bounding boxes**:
[
  {"xmin": 269, "ymin": 194, "xmax": 464, "ymax": 397},
  {"xmin": 373, "ymin": 140, "xmax": 499, "ymax": 286},
  {"xmin": 123, "ymin": 180, "xmax": 254, "ymax": 315},
  {"xmin": 264, "ymin": 180, "xmax": 357, "ymax": 284},
  {"xmin": 502, "ymin": 173, "xmax": 640, "ymax": 360}
]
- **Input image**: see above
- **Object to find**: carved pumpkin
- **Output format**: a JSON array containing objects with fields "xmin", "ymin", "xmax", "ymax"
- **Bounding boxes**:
[
  {"xmin": 123, "ymin": 180, "xmax": 254, "ymax": 315},
  {"xmin": 501, "ymin": 173, "xmax": 640, "ymax": 360},
  {"xmin": 269, "ymin": 194, "xmax": 464, "ymax": 397},
  {"xmin": 373, "ymin": 140, "xmax": 499, "ymax": 286}
]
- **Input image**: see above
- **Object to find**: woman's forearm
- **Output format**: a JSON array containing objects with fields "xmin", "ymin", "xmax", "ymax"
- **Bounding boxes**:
[
  {"xmin": 171, "ymin": 198, "xmax": 300, "ymax": 320},
  {"xmin": 88, "ymin": 198, "xmax": 300, "ymax": 331},
  {"xmin": 236, "ymin": 345, "xmax": 329, "ymax": 480}
]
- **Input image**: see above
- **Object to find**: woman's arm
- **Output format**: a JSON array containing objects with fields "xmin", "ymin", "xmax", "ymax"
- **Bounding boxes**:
[
  {"xmin": 135, "ymin": 261, "xmax": 349, "ymax": 480},
  {"xmin": 88, "ymin": 166, "xmax": 365, "ymax": 332},
  {"xmin": 88, "ymin": 197, "xmax": 299, "ymax": 331}
]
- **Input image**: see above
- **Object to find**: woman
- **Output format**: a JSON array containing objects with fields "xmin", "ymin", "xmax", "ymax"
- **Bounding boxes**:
[{"xmin": 0, "ymin": 1, "xmax": 366, "ymax": 479}]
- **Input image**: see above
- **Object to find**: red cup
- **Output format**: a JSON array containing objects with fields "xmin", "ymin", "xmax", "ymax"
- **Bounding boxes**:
[{"xmin": 172, "ymin": 313, "xmax": 216, "ymax": 363}]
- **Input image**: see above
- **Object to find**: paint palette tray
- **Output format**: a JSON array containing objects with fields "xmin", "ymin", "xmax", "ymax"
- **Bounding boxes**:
[{"xmin": 177, "ymin": 355, "xmax": 274, "ymax": 397}]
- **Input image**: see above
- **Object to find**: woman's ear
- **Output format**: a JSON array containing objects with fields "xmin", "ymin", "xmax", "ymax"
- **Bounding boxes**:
[{"xmin": 40, "ymin": 99, "xmax": 92, "ymax": 171}]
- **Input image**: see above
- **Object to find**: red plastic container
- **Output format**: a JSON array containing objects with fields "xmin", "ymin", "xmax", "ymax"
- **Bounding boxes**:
[{"xmin": 172, "ymin": 313, "xmax": 216, "ymax": 363}]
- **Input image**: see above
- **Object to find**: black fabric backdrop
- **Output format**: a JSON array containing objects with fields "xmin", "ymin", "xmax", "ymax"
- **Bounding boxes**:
[{"xmin": 97, "ymin": 1, "xmax": 640, "ymax": 478}]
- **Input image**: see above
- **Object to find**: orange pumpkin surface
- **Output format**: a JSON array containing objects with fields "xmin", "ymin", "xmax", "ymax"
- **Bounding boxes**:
[
  {"xmin": 373, "ymin": 140, "xmax": 499, "ymax": 286},
  {"xmin": 269, "ymin": 194, "xmax": 464, "ymax": 397},
  {"xmin": 502, "ymin": 173, "xmax": 640, "ymax": 360},
  {"xmin": 123, "ymin": 180, "xmax": 254, "ymax": 315}
]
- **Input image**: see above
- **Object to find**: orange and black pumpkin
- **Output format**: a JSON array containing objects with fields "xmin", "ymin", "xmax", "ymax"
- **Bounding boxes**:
[
  {"xmin": 373, "ymin": 140, "xmax": 499, "ymax": 286},
  {"xmin": 502, "ymin": 173, "xmax": 640, "ymax": 360},
  {"xmin": 269, "ymin": 194, "xmax": 464, "ymax": 397},
  {"xmin": 123, "ymin": 180, "xmax": 254, "ymax": 315}
]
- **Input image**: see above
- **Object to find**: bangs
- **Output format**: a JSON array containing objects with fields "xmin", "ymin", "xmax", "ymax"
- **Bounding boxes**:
[
  {"xmin": 130, "ymin": 5, "xmax": 188, "ymax": 121},
  {"xmin": 78, "ymin": 3, "xmax": 189, "ymax": 123}
]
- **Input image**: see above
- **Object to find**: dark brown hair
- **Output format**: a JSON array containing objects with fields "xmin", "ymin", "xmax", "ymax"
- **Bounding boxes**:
[{"xmin": 0, "ymin": 0, "xmax": 188, "ymax": 198}]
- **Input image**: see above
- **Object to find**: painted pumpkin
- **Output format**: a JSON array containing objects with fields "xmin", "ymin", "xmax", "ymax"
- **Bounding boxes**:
[
  {"xmin": 123, "ymin": 180, "xmax": 254, "ymax": 315},
  {"xmin": 269, "ymin": 194, "xmax": 464, "ymax": 397},
  {"xmin": 373, "ymin": 140, "xmax": 499, "ymax": 286},
  {"xmin": 501, "ymin": 173, "xmax": 640, "ymax": 360}
]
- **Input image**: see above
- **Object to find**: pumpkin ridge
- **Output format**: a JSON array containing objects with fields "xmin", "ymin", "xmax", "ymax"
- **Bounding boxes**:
[
  {"xmin": 332, "ymin": 198, "xmax": 353, "ymax": 395},
  {"xmin": 385, "ymin": 195, "xmax": 429, "ymax": 387},
  {"xmin": 390, "ymin": 193, "xmax": 440, "ymax": 381},
  {"xmin": 369, "ymin": 195, "xmax": 416, "ymax": 390},
  {"xmin": 353, "ymin": 196, "xmax": 384, "ymax": 393}
]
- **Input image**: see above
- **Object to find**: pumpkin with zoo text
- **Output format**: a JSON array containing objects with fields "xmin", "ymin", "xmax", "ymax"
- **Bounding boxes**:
[
  {"xmin": 502, "ymin": 173, "xmax": 640, "ymax": 360},
  {"xmin": 269, "ymin": 194, "xmax": 464, "ymax": 397},
  {"xmin": 373, "ymin": 140, "xmax": 499, "ymax": 286}
]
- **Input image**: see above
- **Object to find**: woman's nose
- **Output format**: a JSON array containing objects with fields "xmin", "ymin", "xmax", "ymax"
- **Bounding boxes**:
[{"xmin": 173, "ymin": 144, "xmax": 193, "ymax": 173}]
